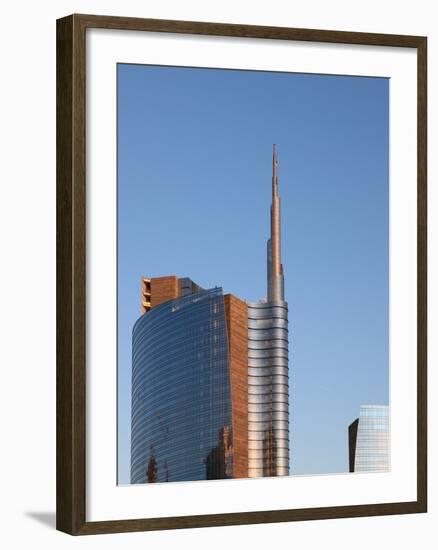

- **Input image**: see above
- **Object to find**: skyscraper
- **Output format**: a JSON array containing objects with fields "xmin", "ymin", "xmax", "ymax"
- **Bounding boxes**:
[
  {"xmin": 248, "ymin": 145, "xmax": 289, "ymax": 477},
  {"xmin": 348, "ymin": 405, "xmax": 390, "ymax": 472},
  {"xmin": 131, "ymin": 279, "xmax": 248, "ymax": 483},
  {"xmin": 131, "ymin": 146, "xmax": 289, "ymax": 483}
]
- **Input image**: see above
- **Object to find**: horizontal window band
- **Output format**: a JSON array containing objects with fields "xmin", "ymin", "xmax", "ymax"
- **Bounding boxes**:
[
  {"xmin": 248, "ymin": 377, "xmax": 289, "ymax": 384},
  {"xmin": 248, "ymin": 328, "xmax": 289, "ymax": 334},
  {"xmin": 248, "ymin": 394, "xmax": 289, "ymax": 399},
  {"xmin": 248, "ymin": 443, "xmax": 290, "ymax": 451},
  {"xmin": 248, "ymin": 414, "xmax": 289, "ymax": 422},
  {"xmin": 248, "ymin": 376, "xmax": 289, "ymax": 385},
  {"xmin": 248, "ymin": 430, "xmax": 289, "ymax": 440},
  {"xmin": 247, "ymin": 466, "xmax": 289, "ymax": 473},
  {"xmin": 248, "ymin": 367, "xmax": 289, "ymax": 375},
  {"xmin": 247, "ymin": 459, "xmax": 290, "ymax": 467},
  {"xmin": 248, "ymin": 321, "xmax": 288, "ymax": 330},
  {"xmin": 248, "ymin": 431, "xmax": 289, "ymax": 437},
  {"xmin": 248, "ymin": 356, "xmax": 288, "ymax": 364},
  {"xmin": 248, "ymin": 415, "xmax": 289, "ymax": 423},
  {"xmin": 248, "ymin": 449, "xmax": 290, "ymax": 458},
  {"xmin": 248, "ymin": 388, "xmax": 289, "ymax": 395},
  {"xmin": 248, "ymin": 444, "xmax": 290, "ymax": 451},
  {"xmin": 248, "ymin": 365, "xmax": 288, "ymax": 373},
  {"xmin": 248, "ymin": 337, "xmax": 289, "ymax": 344},
  {"xmin": 248, "ymin": 445, "xmax": 290, "ymax": 452},
  {"xmin": 248, "ymin": 350, "xmax": 289, "ymax": 356},
  {"xmin": 248, "ymin": 341, "xmax": 289, "ymax": 350},
  {"xmin": 248, "ymin": 404, "xmax": 289, "ymax": 413},
  {"xmin": 248, "ymin": 351, "xmax": 288, "ymax": 358},
  {"xmin": 247, "ymin": 303, "xmax": 288, "ymax": 311},
  {"xmin": 248, "ymin": 432, "xmax": 289, "ymax": 441},
  {"xmin": 248, "ymin": 397, "xmax": 289, "ymax": 405},
  {"xmin": 248, "ymin": 307, "xmax": 288, "ymax": 315},
  {"xmin": 248, "ymin": 381, "xmax": 289, "ymax": 387},
  {"xmin": 248, "ymin": 430, "xmax": 289, "ymax": 441},
  {"xmin": 248, "ymin": 394, "xmax": 289, "ymax": 400}
]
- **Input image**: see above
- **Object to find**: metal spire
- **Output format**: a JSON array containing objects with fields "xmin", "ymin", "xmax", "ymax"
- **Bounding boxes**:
[
  {"xmin": 267, "ymin": 144, "xmax": 284, "ymax": 301},
  {"xmin": 273, "ymin": 143, "xmax": 278, "ymax": 196}
]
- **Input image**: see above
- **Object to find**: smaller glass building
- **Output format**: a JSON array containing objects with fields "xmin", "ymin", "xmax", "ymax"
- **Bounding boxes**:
[{"xmin": 349, "ymin": 405, "xmax": 390, "ymax": 472}]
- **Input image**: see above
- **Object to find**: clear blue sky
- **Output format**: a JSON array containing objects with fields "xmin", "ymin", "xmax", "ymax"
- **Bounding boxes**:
[{"xmin": 117, "ymin": 63, "xmax": 389, "ymax": 484}]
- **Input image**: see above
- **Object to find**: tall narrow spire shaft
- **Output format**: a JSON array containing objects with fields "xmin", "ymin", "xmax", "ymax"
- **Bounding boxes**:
[
  {"xmin": 267, "ymin": 144, "xmax": 284, "ymax": 302},
  {"xmin": 271, "ymin": 144, "xmax": 281, "ymax": 277}
]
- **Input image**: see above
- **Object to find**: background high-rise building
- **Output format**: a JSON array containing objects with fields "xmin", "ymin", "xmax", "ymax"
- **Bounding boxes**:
[
  {"xmin": 348, "ymin": 405, "xmax": 390, "ymax": 472},
  {"xmin": 248, "ymin": 145, "xmax": 290, "ymax": 477}
]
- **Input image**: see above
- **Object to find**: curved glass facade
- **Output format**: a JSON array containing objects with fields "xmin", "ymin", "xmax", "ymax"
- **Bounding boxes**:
[
  {"xmin": 131, "ymin": 287, "xmax": 233, "ymax": 483},
  {"xmin": 247, "ymin": 300, "xmax": 289, "ymax": 477}
]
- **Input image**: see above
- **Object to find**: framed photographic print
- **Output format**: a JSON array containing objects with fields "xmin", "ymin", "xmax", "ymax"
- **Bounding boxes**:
[{"xmin": 56, "ymin": 14, "xmax": 427, "ymax": 535}]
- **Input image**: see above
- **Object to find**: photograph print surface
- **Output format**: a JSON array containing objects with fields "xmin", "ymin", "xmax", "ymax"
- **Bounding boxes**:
[{"xmin": 117, "ymin": 63, "xmax": 389, "ymax": 485}]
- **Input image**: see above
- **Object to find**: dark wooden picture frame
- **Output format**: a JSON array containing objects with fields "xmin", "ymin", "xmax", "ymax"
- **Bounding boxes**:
[{"xmin": 56, "ymin": 13, "xmax": 427, "ymax": 536}]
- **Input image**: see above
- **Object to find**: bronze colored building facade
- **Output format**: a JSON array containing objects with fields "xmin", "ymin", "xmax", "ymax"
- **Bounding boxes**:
[
  {"xmin": 131, "ymin": 146, "xmax": 289, "ymax": 483},
  {"xmin": 141, "ymin": 275, "xmax": 203, "ymax": 313}
]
